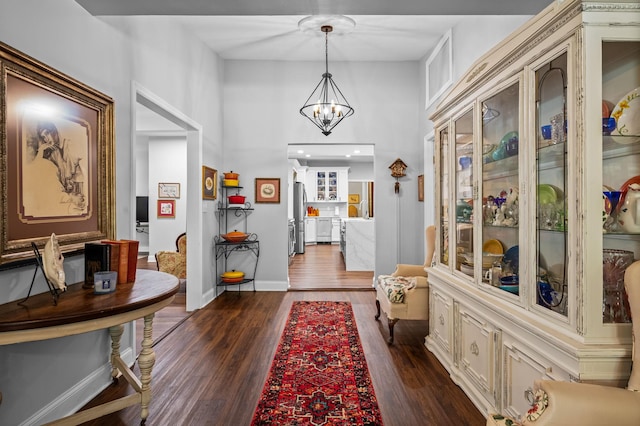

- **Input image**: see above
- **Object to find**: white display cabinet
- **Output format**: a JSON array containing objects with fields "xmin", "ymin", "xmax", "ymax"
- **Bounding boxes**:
[
  {"xmin": 306, "ymin": 167, "xmax": 349, "ymax": 202},
  {"xmin": 426, "ymin": 0, "xmax": 640, "ymax": 419}
]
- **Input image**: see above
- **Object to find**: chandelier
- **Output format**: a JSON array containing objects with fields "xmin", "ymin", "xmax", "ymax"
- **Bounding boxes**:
[{"xmin": 299, "ymin": 24, "xmax": 354, "ymax": 136}]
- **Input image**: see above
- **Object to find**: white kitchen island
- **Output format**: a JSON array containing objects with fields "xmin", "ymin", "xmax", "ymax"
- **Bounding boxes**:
[{"xmin": 341, "ymin": 218, "xmax": 375, "ymax": 271}]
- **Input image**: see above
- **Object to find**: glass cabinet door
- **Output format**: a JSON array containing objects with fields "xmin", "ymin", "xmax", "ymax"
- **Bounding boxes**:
[
  {"xmin": 327, "ymin": 171, "xmax": 338, "ymax": 201},
  {"xmin": 454, "ymin": 109, "xmax": 474, "ymax": 276},
  {"xmin": 439, "ymin": 126, "xmax": 450, "ymax": 267},
  {"xmin": 535, "ymin": 51, "xmax": 569, "ymax": 316},
  {"xmin": 481, "ymin": 82, "xmax": 520, "ymax": 292},
  {"xmin": 601, "ymin": 40, "xmax": 640, "ymax": 324},
  {"xmin": 317, "ymin": 171, "xmax": 326, "ymax": 201}
]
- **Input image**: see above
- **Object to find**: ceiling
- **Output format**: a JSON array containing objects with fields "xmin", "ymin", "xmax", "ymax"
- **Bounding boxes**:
[
  {"xmin": 288, "ymin": 144, "xmax": 374, "ymax": 164},
  {"xmin": 76, "ymin": 0, "xmax": 549, "ymax": 62},
  {"xmin": 101, "ymin": 0, "xmax": 548, "ymax": 156}
]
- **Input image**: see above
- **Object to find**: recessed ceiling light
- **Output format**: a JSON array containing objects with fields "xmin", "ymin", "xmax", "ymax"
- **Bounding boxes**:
[
  {"xmin": 305, "ymin": 154, "xmax": 311, "ymax": 157},
  {"xmin": 345, "ymin": 154, "xmax": 351, "ymax": 157},
  {"xmin": 353, "ymin": 150, "xmax": 360, "ymax": 154},
  {"xmin": 297, "ymin": 150, "xmax": 304, "ymax": 154}
]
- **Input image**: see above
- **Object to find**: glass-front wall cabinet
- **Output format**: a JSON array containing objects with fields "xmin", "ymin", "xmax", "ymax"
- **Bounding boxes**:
[
  {"xmin": 601, "ymin": 40, "xmax": 640, "ymax": 324},
  {"xmin": 535, "ymin": 51, "xmax": 569, "ymax": 317},
  {"xmin": 481, "ymin": 82, "xmax": 520, "ymax": 293}
]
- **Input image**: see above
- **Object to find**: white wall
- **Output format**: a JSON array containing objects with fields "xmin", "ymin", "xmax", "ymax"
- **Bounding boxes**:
[
  {"xmin": 148, "ymin": 136, "xmax": 188, "ymax": 257},
  {"xmin": 0, "ymin": 1, "xmax": 223, "ymax": 424}
]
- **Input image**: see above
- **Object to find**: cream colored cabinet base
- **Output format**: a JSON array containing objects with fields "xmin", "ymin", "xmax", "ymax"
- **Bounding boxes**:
[{"xmin": 457, "ymin": 304, "xmax": 499, "ymax": 410}]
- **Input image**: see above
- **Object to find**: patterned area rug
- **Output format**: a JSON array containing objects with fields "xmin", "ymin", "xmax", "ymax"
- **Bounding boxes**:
[{"xmin": 251, "ymin": 301, "xmax": 384, "ymax": 426}]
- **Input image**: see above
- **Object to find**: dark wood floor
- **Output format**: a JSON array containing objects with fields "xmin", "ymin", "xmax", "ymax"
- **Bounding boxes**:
[
  {"xmin": 79, "ymin": 250, "xmax": 484, "ymax": 425},
  {"xmin": 288, "ymin": 243, "xmax": 374, "ymax": 290}
]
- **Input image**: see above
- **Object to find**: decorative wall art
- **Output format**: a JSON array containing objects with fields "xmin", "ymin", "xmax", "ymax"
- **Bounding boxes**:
[
  {"xmin": 0, "ymin": 41, "xmax": 115, "ymax": 268},
  {"xmin": 202, "ymin": 166, "xmax": 217, "ymax": 200},
  {"xmin": 157, "ymin": 200, "xmax": 176, "ymax": 218},
  {"xmin": 158, "ymin": 182, "xmax": 180, "ymax": 199},
  {"xmin": 255, "ymin": 178, "xmax": 280, "ymax": 203},
  {"xmin": 418, "ymin": 175, "xmax": 424, "ymax": 202},
  {"xmin": 389, "ymin": 158, "xmax": 408, "ymax": 194},
  {"xmin": 348, "ymin": 194, "xmax": 360, "ymax": 204}
]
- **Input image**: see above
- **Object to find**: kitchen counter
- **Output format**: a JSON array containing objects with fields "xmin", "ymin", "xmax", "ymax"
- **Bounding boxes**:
[{"xmin": 341, "ymin": 219, "xmax": 374, "ymax": 271}]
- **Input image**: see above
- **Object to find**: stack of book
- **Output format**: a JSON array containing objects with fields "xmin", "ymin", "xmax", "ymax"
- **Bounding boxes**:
[{"xmin": 84, "ymin": 239, "xmax": 140, "ymax": 289}]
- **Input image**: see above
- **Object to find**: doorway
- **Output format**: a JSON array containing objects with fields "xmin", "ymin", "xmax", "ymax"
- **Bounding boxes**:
[
  {"xmin": 130, "ymin": 82, "xmax": 205, "ymax": 330},
  {"xmin": 287, "ymin": 144, "xmax": 375, "ymax": 290}
]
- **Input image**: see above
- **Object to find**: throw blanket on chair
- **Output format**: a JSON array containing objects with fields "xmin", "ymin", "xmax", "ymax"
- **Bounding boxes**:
[{"xmin": 377, "ymin": 275, "xmax": 417, "ymax": 304}]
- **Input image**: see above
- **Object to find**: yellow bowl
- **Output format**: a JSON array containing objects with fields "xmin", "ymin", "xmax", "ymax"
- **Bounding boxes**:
[
  {"xmin": 223, "ymin": 179, "xmax": 239, "ymax": 187},
  {"xmin": 482, "ymin": 239, "xmax": 504, "ymax": 255},
  {"xmin": 221, "ymin": 270, "xmax": 244, "ymax": 279}
]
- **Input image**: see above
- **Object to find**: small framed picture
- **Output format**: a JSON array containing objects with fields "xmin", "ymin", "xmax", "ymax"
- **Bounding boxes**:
[
  {"xmin": 418, "ymin": 175, "xmax": 424, "ymax": 202},
  {"xmin": 255, "ymin": 178, "xmax": 280, "ymax": 203},
  {"xmin": 348, "ymin": 194, "xmax": 360, "ymax": 204},
  {"xmin": 202, "ymin": 166, "xmax": 217, "ymax": 200},
  {"xmin": 158, "ymin": 182, "xmax": 180, "ymax": 198},
  {"xmin": 157, "ymin": 199, "xmax": 176, "ymax": 218}
]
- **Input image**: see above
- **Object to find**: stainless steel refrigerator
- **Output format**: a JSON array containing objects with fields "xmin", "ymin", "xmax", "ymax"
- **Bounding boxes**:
[{"xmin": 293, "ymin": 182, "xmax": 306, "ymax": 254}]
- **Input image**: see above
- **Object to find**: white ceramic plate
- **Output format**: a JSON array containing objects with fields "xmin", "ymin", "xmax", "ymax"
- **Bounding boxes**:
[{"xmin": 611, "ymin": 87, "xmax": 640, "ymax": 143}]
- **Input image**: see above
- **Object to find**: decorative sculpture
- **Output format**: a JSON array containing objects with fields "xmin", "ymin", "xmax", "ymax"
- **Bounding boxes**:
[
  {"xmin": 389, "ymin": 158, "xmax": 407, "ymax": 193},
  {"xmin": 43, "ymin": 233, "xmax": 67, "ymax": 292}
]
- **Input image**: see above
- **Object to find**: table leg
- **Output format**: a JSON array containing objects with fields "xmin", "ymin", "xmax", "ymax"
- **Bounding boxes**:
[
  {"xmin": 108, "ymin": 324, "xmax": 124, "ymax": 382},
  {"xmin": 138, "ymin": 313, "xmax": 156, "ymax": 424}
]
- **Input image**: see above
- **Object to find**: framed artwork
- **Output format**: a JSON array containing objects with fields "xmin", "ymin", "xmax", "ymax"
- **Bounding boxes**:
[
  {"xmin": 0, "ymin": 41, "xmax": 115, "ymax": 268},
  {"xmin": 157, "ymin": 200, "xmax": 175, "ymax": 218},
  {"xmin": 418, "ymin": 175, "xmax": 425, "ymax": 202},
  {"xmin": 348, "ymin": 194, "xmax": 360, "ymax": 204},
  {"xmin": 202, "ymin": 166, "xmax": 217, "ymax": 200},
  {"xmin": 158, "ymin": 182, "xmax": 180, "ymax": 199},
  {"xmin": 255, "ymin": 178, "xmax": 280, "ymax": 203}
]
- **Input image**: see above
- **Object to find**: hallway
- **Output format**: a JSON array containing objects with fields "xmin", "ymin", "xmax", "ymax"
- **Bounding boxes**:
[{"xmin": 288, "ymin": 243, "xmax": 374, "ymax": 290}]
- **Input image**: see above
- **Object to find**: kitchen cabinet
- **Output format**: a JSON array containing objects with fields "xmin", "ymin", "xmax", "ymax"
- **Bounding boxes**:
[
  {"xmin": 305, "ymin": 217, "xmax": 317, "ymax": 244},
  {"xmin": 306, "ymin": 167, "xmax": 349, "ymax": 202},
  {"xmin": 426, "ymin": 1, "xmax": 639, "ymax": 418},
  {"xmin": 214, "ymin": 184, "xmax": 259, "ymax": 293}
]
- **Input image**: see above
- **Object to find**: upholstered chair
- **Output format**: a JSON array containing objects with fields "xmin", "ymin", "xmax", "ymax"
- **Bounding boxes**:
[
  {"xmin": 375, "ymin": 225, "xmax": 436, "ymax": 343},
  {"xmin": 155, "ymin": 233, "xmax": 187, "ymax": 279},
  {"xmin": 487, "ymin": 259, "xmax": 640, "ymax": 426}
]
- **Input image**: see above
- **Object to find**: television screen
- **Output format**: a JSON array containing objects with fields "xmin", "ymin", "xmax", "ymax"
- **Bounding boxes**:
[{"xmin": 136, "ymin": 196, "xmax": 149, "ymax": 223}]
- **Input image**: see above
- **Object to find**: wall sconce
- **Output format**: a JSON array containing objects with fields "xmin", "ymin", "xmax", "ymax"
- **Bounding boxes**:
[{"xmin": 389, "ymin": 158, "xmax": 407, "ymax": 194}]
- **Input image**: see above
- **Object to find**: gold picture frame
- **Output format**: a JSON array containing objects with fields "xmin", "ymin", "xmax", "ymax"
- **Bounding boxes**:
[
  {"xmin": 0, "ymin": 41, "xmax": 115, "ymax": 268},
  {"xmin": 255, "ymin": 178, "xmax": 280, "ymax": 203},
  {"xmin": 202, "ymin": 166, "xmax": 217, "ymax": 200},
  {"xmin": 418, "ymin": 175, "xmax": 424, "ymax": 202},
  {"xmin": 348, "ymin": 194, "xmax": 360, "ymax": 204}
]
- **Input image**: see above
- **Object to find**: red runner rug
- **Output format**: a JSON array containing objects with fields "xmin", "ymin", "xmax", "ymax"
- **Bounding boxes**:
[{"xmin": 251, "ymin": 301, "xmax": 384, "ymax": 425}]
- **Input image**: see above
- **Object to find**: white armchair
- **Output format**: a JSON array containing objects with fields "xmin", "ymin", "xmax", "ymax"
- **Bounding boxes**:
[
  {"xmin": 375, "ymin": 225, "xmax": 436, "ymax": 344},
  {"xmin": 487, "ymin": 259, "xmax": 640, "ymax": 426}
]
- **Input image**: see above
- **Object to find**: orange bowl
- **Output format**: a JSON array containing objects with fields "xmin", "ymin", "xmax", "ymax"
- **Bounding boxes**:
[
  {"xmin": 221, "ymin": 231, "xmax": 249, "ymax": 243},
  {"xmin": 221, "ymin": 276, "xmax": 244, "ymax": 283}
]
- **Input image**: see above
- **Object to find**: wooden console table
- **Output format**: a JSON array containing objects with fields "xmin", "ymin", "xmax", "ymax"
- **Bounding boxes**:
[{"xmin": 0, "ymin": 269, "xmax": 179, "ymax": 425}]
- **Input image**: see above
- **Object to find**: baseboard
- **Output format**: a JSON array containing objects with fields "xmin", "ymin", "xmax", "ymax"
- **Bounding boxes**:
[
  {"xmin": 255, "ymin": 280, "xmax": 288, "ymax": 291},
  {"xmin": 20, "ymin": 346, "xmax": 135, "ymax": 425}
]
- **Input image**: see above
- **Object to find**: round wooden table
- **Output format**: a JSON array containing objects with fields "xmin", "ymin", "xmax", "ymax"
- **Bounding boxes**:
[{"xmin": 0, "ymin": 269, "xmax": 180, "ymax": 425}]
